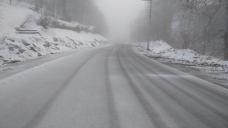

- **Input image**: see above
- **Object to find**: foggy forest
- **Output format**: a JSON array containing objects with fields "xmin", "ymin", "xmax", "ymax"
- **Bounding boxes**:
[
  {"xmin": 2, "ymin": 0, "xmax": 227, "ymax": 59},
  {"xmin": 130, "ymin": 0, "xmax": 228, "ymax": 60},
  {"xmin": 0, "ymin": 1, "xmax": 228, "ymax": 128}
]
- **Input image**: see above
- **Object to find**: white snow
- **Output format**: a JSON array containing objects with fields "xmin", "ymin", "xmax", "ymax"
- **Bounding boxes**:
[
  {"xmin": 137, "ymin": 41, "xmax": 228, "ymax": 81},
  {"xmin": 0, "ymin": 0, "xmax": 109, "ymax": 66}
]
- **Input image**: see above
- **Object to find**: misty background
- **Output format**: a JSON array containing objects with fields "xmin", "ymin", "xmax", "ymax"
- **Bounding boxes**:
[
  {"xmin": 6, "ymin": 0, "xmax": 228, "ymax": 60},
  {"xmin": 96, "ymin": 0, "xmax": 142, "ymax": 43},
  {"xmin": 99, "ymin": 0, "xmax": 228, "ymax": 59},
  {"xmin": 130, "ymin": 0, "xmax": 228, "ymax": 59}
]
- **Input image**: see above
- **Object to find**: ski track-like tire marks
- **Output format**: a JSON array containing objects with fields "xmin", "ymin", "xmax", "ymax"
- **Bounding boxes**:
[
  {"xmin": 117, "ymin": 46, "xmax": 168, "ymax": 128},
  {"xmin": 124, "ymin": 46, "xmax": 228, "ymax": 128},
  {"xmin": 131, "ymin": 47, "xmax": 228, "ymax": 103},
  {"xmin": 128, "ymin": 47, "xmax": 228, "ymax": 109},
  {"xmin": 24, "ymin": 49, "xmax": 103, "ymax": 128},
  {"xmin": 105, "ymin": 49, "xmax": 122, "ymax": 128},
  {"xmin": 0, "ymin": 44, "xmax": 228, "ymax": 128}
]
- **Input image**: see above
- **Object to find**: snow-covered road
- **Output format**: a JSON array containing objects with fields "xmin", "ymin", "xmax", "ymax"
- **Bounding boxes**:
[{"xmin": 0, "ymin": 44, "xmax": 228, "ymax": 128}]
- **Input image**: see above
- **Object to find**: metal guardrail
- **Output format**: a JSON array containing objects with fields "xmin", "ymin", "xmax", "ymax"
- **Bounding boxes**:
[{"xmin": 16, "ymin": 30, "xmax": 41, "ymax": 36}]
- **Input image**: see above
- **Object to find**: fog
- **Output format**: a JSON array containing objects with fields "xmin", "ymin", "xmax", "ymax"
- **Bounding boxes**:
[
  {"xmin": 95, "ymin": 0, "xmax": 142, "ymax": 43},
  {"xmin": 8, "ymin": 0, "xmax": 228, "ymax": 59}
]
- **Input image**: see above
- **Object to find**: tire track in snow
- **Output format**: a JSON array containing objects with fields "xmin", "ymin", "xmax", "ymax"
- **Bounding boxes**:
[
  {"xmin": 24, "ymin": 49, "xmax": 104, "ymax": 128},
  {"xmin": 105, "ymin": 48, "xmax": 121, "ymax": 128},
  {"xmin": 128, "ymin": 47, "xmax": 228, "ymax": 105},
  {"xmin": 125, "ymin": 46, "xmax": 228, "ymax": 127},
  {"xmin": 127, "ymin": 47, "xmax": 228, "ymax": 117},
  {"xmin": 131, "ymin": 47, "xmax": 228, "ymax": 103},
  {"xmin": 117, "ymin": 46, "xmax": 168, "ymax": 128}
]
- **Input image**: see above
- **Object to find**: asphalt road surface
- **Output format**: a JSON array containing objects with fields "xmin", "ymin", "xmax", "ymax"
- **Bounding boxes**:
[{"xmin": 0, "ymin": 44, "xmax": 228, "ymax": 128}]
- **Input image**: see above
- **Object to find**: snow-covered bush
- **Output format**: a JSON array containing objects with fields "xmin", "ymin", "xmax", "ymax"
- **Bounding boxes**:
[
  {"xmin": 37, "ymin": 12, "xmax": 50, "ymax": 29},
  {"xmin": 29, "ymin": 4, "xmax": 39, "ymax": 12},
  {"xmin": 51, "ymin": 20, "xmax": 76, "ymax": 31},
  {"xmin": 51, "ymin": 19, "xmax": 93, "ymax": 33},
  {"xmin": 74, "ymin": 25, "xmax": 81, "ymax": 32}
]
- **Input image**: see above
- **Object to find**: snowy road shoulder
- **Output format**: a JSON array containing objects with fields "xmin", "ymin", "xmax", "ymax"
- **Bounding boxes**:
[
  {"xmin": 0, "ymin": 0, "xmax": 109, "ymax": 67},
  {"xmin": 134, "ymin": 41, "xmax": 228, "ymax": 86},
  {"xmin": 0, "ymin": 45, "xmax": 111, "ymax": 80}
]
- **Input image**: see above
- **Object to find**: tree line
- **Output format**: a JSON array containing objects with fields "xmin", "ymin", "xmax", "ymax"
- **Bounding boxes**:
[
  {"xmin": 131, "ymin": 0, "xmax": 228, "ymax": 60},
  {"xmin": 9, "ymin": 0, "xmax": 108, "ymax": 36}
]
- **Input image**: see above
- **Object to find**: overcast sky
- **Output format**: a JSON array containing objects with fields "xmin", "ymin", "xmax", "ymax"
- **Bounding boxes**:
[{"xmin": 95, "ymin": 0, "xmax": 143, "ymax": 43}]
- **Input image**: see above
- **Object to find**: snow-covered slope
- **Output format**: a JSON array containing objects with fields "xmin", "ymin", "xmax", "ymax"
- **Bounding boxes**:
[
  {"xmin": 138, "ymin": 41, "xmax": 228, "ymax": 72},
  {"xmin": 0, "ymin": 1, "xmax": 109, "ymax": 66}
]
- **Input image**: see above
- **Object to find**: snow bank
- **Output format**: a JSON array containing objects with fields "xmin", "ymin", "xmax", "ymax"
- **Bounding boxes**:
[
  {"xmin": 0, "ymin": 1, "xmax": 109, "ymax": 66},
  {"xmin": 138, "ymin": 41, "xmax": 228, "ymax": 72}
]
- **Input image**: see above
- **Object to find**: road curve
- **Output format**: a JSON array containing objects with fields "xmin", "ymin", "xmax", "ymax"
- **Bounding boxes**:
[{"xmin": 0, "ymin": 44, "xmax": 228, "ymax": 128}]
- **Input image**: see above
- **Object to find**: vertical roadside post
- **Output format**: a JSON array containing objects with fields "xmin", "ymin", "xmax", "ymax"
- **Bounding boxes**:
[
  {"xmin": 138, "ymin": 21, "xmax": 141, "ymax": 46},
  {"xmin": 142, "ymin": 0, "xmax": 153, "ymax": 51},
  {"xmin": 136, "ymin": 21, "xmax": 141, "ymax": 46}
]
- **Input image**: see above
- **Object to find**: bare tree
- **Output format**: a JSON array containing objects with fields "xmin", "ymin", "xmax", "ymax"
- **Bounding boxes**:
[
  {"xmin": 18, "ymin": 0, "xmax": 107, "ymax": 35},
  {"xmin": 61, "ymin": 0, "xmax": 67, "ymax": 21},
  {"xmin": 16, "ymin": 14, "xmax": 34, "ymax": 30},
  {"xmin": 224, "ymin": 0, "xmax": 228, "ymax": 60},
  {"xmin": 131, "ymin": 0, "xmax": 227, "ymax": 59},
  {"xmin": 0, "ymin": 0, "xmax": 3, "ymax": 23}
]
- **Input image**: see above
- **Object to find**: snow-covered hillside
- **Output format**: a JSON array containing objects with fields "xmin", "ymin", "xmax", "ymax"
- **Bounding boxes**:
[
  {"xmin": 0, "ymin": 1, "xmax": 109, "ymax": 66},
  {"xmin": 137, "ymin": 41, "xmax": 228, "ymax": 81},
  {"xmin": 137, "ymin": 41, "xmax": 228, "ymax": 72}
]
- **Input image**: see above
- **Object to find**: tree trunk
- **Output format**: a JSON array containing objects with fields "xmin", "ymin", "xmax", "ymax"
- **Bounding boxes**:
[
  {"xmin": 225, "ymin": 5, "xmax": 228, "ymax": 60},
  {"xmin": 57, "ymin": 0, "xmax": 61, "ymax": 18},
  {"xmin": 225, "ymin": 30, "xmax": 228, "ymax": 60},
  {"xmin": 61, "ymin": 0, "xmax": 67, "ymax": 21},
  {"xmin": 161, "ymin": 0, "xmax": 175, "ymax": 44},
  {"xmin": 39, "ymin": 0, "xmax": 43, "ymax": 8},
  {"xmin": 80, "ymin": 0, "xmax": 85, "ymax": 24}
]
